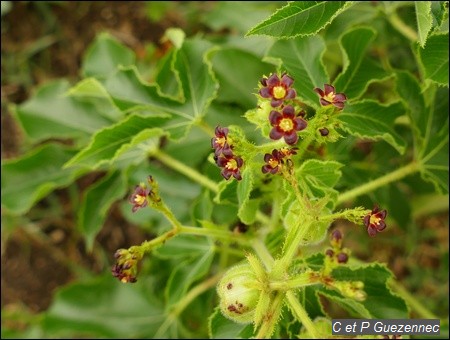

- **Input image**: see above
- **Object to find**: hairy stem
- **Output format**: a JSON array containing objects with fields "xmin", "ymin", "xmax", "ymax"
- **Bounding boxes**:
[
  {"xmin": 286, "ymin": 291, "xmax": 320, "ymax": 338},
  {"xmin": 337, "ymin": 161, "xmax": 421, "ymax": 205}
]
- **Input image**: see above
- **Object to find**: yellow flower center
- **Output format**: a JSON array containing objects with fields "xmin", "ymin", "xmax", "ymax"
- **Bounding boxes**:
[
  {"xmin": 134, "ymin": 194, "xmax": 146, "ymax": 205},
  {"xmin": 279, "ymin": 118, "xmax": 294, "ymax": 132},
  {"xmin": 268, "ymin": 158, "xmax": 279, "ymax": 168},
  {"xmin": 323, "ymin": 92, "xmax": 335, "ymax": 103},
  {"xmin": 273, "ymin": 86, "xmax": 286, "ymax": 99},
  {"xmin": 226, "ymin": 158, "xmax": 238, "ymax": 170},
  {"xmin": 215, "ymin": 136, "xmax": 226, "ymax": 147},
  {"xmin": 369, "ymin": 214, "xmax": 381, "ymax": 226}
]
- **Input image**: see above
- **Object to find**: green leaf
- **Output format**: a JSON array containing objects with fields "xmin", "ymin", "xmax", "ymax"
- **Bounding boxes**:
[
  {"xmin": 419, "ymin": 88, "xmax": 449, "ymax": 194},
  {"xmin": 82, "ymin": 32, "xmax": 135, "ymax": 78},
  {"xmin": 247, "ymin": 1, "xmax": 349, "ymax": 38},
  {"xmin": 165, "ymin": 246, "xmax": 215, "ymax": 307},
  {"xmin": 334, "ymin": 27, "xmax": 391, "ymax": 100},
  {"xmin": 339, "ymin": 100, "xmax": 407, "ymax": 154},
  {"xmin": 214, "ymin": 179, "xmax": 238, "ymax": 205},
  {"xmin": 415, "ymin": 1, "xmax": 433, "ymax": 47},
  {"xmin": 67, "ymin": 78, "xmax": 124, "ymax": 121},
  {"xmin": 42, "ymin": 275, "xmax": 165, "ymax": 338},
  {"xmin": 430, "ymin": 1, "xmax": 449, "ymax": 31},
  {"xmin": 211, "ymin": 48, "xmax": 274, "ymax": 108},
  {"xmin": 318, "ymin": 288, "xmax": 372, "ymax": 319},
  {"xmin": 266, "ymin": 35, "xmax": 328, "ymax": 108},
  {"xmin": 208, "ymin": 307, "xmax": 254, "ymax": 339},
  {"xmin": 329, "ymin": 264, "xmax": 409, "ymax": 318},
  {"xmin": 78, "ymin": 171, "xmax": 127, "ymax": 251},
  {"xmin": 237, "ymin": 168, "xmax": 256, "ymax": 224},
  {"xmin": 14, "ymin": 80, "xmax": 114, "ymax": 143},
  {"xmin": 64, "ymin": 114, "xmax": 169, "ymax": 169},
  {"xmin": 191, "ymin": 190, "xmax": 214, "ymax": 226},
  {"xmin": 1, "ymin": 144, "xmax": 85, "ymax": 215},
  {"xmin": 417, "ymin": 33, "xmax": 449, "ymax": 86},
  {"xmin": 154, "ymin": 234, "xmax": 213, "ymax": 259},
  {"xmin": 103, "ymin": 38, "xmax": 219, "ymax": 140}
]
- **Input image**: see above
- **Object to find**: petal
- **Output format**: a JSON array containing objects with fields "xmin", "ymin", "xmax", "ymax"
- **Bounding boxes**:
[
  {"xmin": 216, "ymin": 156, "xmax": 229, "ymax": 167},
  {"xmin": 264, "ymin": 153, "xmax": 272, "ymax": 162},
  {"xmin": 324, "ymin": 84, "xmax": 335, "ymax": 95},
  {"xmin": 269, "ymin": 110, "xmax": 282, "ymax": 125},
  {"xmin": 270, "ymin": 166, "xmax": 279, "ymax": 174},
  {"xmin": 285, "ymin": 88, "xmax": 296, "ymax": 99},
  {"xmin": 363, "ymin": 215, "xmax": 370, "ymax": 227},
  {"xmin": 334, "ymin": 93, "xmax": 347, "ymax": 102},
  {"xmin": 313, "ymin": 88, "xmax": 324, "ymax": 96},
  {"xmin": 376, "ymin": 220, "xmax": 386, "ymax": 231},
  {"xmin": 259, "ymin": 87, "xmax": 271, "ymax": 98},
  {"xmin": 271, "ymin": 99, "xmax": 283, "ymax": 107},
  {"xmin": 281, "ymin": 74, "xmax": 294, "ymax": 87},
  {"xmin": 378, "ymin": 209, "xmax": 387, "ymax": 219},
  {"xmin": 319, "ymin": 98, "xmax": 331, "ymax": 106},
  {"xmin": 284, "ymin": 131, "xmax": 299, "ymax": 145},
  {"xmin": 262, "ymin": 165, "xmax": 270, "ymax": 174},
  {"xmin": 267, "ymin": 73, "xmax": 280, "ymax": 87},
  {"xmin": 221, "ymin": 169, "xmax": 232, "ymax": 180},
  {"xmin": 222, "ymin": 144, "xmax": 234, "ymax": 157},
  {"xmin": 367, "ymin": 226, "xmax": 377, "ymax": 237},
  {"xmin": 269, "ymin": 127, "xmax": 283, "ymax": 140},
  {"xmin": 233, "ymin": 170, "xmax": 242, "ymax": 180},
  {"xmin": 333, "ymin": 101, "xmax": 345, "ymax": 109},
  {"xmin": 235, "ymin": 156, "xmax": 244, "ymax": 168},
  {"xmin": 293, "ymin": 117, "xmax": 307, "ymax": 131},
  {"xmin": 260, "ymin": 77, "xmax": 267, "ymax": 86},
  {"xmin": 282, "ymin": 105, "xmax": 295, "ymax": 118}
]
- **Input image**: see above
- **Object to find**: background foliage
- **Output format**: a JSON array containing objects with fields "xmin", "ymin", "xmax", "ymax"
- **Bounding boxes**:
[{"xmin": 1, "ymin": 1, "xmax": 448, "ymax": 338}]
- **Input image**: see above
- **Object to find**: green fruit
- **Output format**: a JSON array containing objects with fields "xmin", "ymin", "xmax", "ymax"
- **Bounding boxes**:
[{"xmin": 217, "ymin": 263, "xmax": 260, "ymax": 324}]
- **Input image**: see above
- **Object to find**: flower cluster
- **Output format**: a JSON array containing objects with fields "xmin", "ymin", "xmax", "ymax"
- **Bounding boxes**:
[
  {"xmin": 325, "ymin": 229, "xmax": 349, "ymax": 264},
  {"xmin": 111, "ymin": 248, "xmax": 143, "ymax": 283},
  {"xmin": 212, "ymin": 126, "xmax": 244, "ymax": 180},
  {"xmin": 261, "ymin": 147, "xmax": 297, "ymax": 174},
  {"xmin": 129, "ymin": 175, "xmax": 160, "ymax": 212},
  {"xmin": 363, "ymin": 205, "xmax": 387, "ymax": 237},
  {"xmin": 314, "ymin": 84, "xmax": 347, "ymax": 109}
]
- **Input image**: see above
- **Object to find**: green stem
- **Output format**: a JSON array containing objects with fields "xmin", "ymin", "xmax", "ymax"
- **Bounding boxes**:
[
  {"xmin": 337, "ymin": 161, "xmax": 421, "ymax": 205},
  {"xmin": 159, "ymin": 202, "xmax": 183, "ymax": 232},
  {"xmin": 388, "ymin": 11, "xmax": 418, "ymax": 42},
  {"xmin": 286, "ymin": 291, "xmax": 320, "ymax": 338},
  {"xmin": 155, "ymin": 273, "xmax": 222, "ymax": 338},
  {"xmin": 252, "ymin": 238, "xmax": 274, "ymax": 269},
  {"xmin": 255, "ymin": 291, "xmax": 286, "ymax": 339},
  {"xmin": 295, "ymin": 133, "xmax": 315, "ymax": 160},
  {"xmin": 153, "ymin": 150, "xmax": 218, "ymax": 192},
  {"xmin": 180, "ymin": 225, "xmax": 247, "ymax": 246},
  {"xmin": 269, "ymin": 272, "xmax": 321, "ymax": 291}
]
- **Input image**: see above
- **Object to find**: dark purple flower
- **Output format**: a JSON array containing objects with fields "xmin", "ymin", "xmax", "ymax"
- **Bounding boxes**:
[
  {"xmin": 337, "ymin": 252, "xmax": 349, "ymax": 264},
  {"xmin": 262, "ymin": 149, "xmax": 284, "ymax": 174},
  {"xmin": 111, "ymin": 248, "xmax": 142, "ymax": 283},
  {"xmin": 129, "ymin": 184, "xmax": 150, "ymax": 213},
  {"xmin": 269, "ymin": 105, "xmax": 307, "ymax": 145},
  {"xmin": 363, "ymin": 205, "xmax": 387, "ymax": 237},
  {"xmin": 314, "ymin": 84, "xmax": 347, "ymax": 109},
  {"xmin": 216, "ymin": 154, "xmax": 244, "ymax": 180},
  {"xmin": 259, "ymin": 73, "xmax": 297, "ymax": 107},
  {"xmin": 319, "ymin": 128, "xmax": 329, "ymax": 136},
  {"xmin": 211, "ymin": 126, "xmax": 233, "ymax": 156}
]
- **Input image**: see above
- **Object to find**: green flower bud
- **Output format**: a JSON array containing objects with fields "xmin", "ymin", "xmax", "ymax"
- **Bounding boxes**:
[{"xmin": 217, "ymin": 263, "xmax": 261, "ymax": 324}]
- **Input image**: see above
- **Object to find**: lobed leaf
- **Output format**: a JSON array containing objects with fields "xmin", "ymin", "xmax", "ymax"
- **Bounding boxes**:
[
  {"xmin": 339, "ymin": 100, "xmax": 407, "ymax": 154},
  {"xmin": 42, "ymin": 275, "xmax": 165, "ymax": 338},
  {"xmin": 1, "ymin": 144, "xmax": 86, "ymax": 215},
  {"xmin": 14, "ymin": 80, "xmax": 114, "ymax": 143},
  {"xmin": 82, "ymin": 32, "xmax": 135, "ymax": 78},
  {"xmin": 247, "ymin": 1, "xmax": 350, "ymax": 39},
  {"xmin": 415, "ymin": 1, "xmax": 433, "ymax": 47},
  {"xmin": 416, "ymin": 33, "xmax": 449, "ymax": 86},
  {"xmin": 266, "ymin": 35, "xmax": 328, "ymax": 108},
  {"xmin": 78, "ymin": 171, "xmax": 128, "ymax": 251},
  {"xmin": 334, "ymin": 27, "xmax": 391, "ymax": 100},
  {"xmin": 64, "ymin": 114, "xmax": 170, "ymax": 169}
]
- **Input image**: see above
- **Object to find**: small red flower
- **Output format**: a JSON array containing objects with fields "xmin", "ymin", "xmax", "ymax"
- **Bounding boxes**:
[
  {"xmin": 216, "ymin": 154, "xmax": 244, "ymax": 180},
  {"xmin": 363, "ymin": 205, "xmax": 387, "ymax": 237},
  {"xmin": 259, "ymin": 73, "xmax": 297, "ymax": 107},
  {"xmin": 262, "ymin": 149, "xmax": 284, "ymax": 174},
  {"xmin": 269, "ymin": 105, "xmax": 307, "ymax": 145},
  {"xmin": 314, "ymin": 84, "xmax": 347, "ymax": 109},
  {"xmin": 111, "ymin": 249, "xmax": 142, "ymax": 283},
  {"xmin": 129, "ymin": 183, "xmax": 150, "ymax": 213},
  {"xmin": 211, "ymin": 126, "xmax": 233, "ymax": 156}
]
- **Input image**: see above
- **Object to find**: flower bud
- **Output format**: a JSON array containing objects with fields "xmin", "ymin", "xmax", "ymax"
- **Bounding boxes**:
[{"xmin": 217, "ymin": 263, "xmax": 260, "ymax": 324}]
